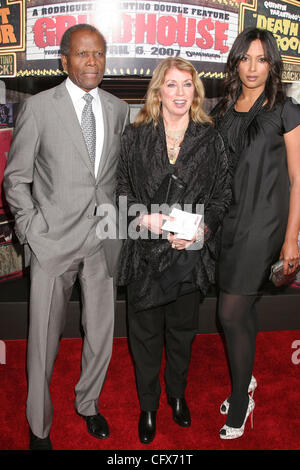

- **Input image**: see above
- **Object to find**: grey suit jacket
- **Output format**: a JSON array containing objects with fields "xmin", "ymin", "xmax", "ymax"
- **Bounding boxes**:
[{"xmin": 3, "ymin": 81, "xmax": 130, "ymax": 277}]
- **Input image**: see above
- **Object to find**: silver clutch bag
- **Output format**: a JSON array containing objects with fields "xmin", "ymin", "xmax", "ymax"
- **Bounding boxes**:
[{"xmin": 269, "ymin": 259, "xmax": 300, "ymax": 287}]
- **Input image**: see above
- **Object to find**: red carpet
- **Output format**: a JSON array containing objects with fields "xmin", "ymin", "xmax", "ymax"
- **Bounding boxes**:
[{"xmin": 1, "ymin": 330, "xmax": 300, "ymax": 451}]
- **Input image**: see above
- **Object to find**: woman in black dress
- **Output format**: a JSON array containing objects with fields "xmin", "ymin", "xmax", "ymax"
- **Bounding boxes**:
[
  {"xmin": 213, "ymin": 28, "xmax": 300, "ymax": 439},
  {"xmin": 117, "ymin": 57, "xmax": 231, "ymax": 444}
]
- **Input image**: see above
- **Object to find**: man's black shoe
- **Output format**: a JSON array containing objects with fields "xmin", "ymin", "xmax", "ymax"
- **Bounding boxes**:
[
  {"xmin": 84, "ymin": 413, "xmax": 110, "ymax": 439},
  {"xmin": 29, "ymin": 429, "xmax": 53, "ymax": 450}
]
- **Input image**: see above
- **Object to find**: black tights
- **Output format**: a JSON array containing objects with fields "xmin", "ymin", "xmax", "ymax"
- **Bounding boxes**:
[{"xmin": 218, "ymin": 291, "xmax": 258, "ymax": 427}]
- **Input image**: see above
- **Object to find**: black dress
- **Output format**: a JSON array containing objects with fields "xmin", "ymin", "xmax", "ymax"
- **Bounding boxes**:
[{"xmin": 217, "ymin": 97, "xmax": 300, "ymax": 295}]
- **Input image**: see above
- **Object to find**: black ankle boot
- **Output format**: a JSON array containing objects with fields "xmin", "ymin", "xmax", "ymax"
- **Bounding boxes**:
[
  {"xmin": 138, "ymin": 411, "xmax": 157, "ymax": 444},
  {"xmin": 167, "ymin": 396, "xmax": 191, "ymax": 427}
]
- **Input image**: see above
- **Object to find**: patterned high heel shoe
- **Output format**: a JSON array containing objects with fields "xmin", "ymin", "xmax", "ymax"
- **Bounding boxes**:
[
  {"xmin": 219, "ymin": 396, "xmax": 255, "ymax": 440},
  {"xmin": 220, "ymin": 375, "xmax": 257, "ymax": 415}
]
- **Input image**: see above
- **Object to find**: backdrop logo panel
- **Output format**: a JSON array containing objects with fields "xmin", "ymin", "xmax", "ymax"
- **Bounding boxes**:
[
  {"xmin": 0, "ymin": 0, "xmax": 25, "ymax": 77},
  {"xmin": 240, "ymin": 0, "xmax": 300, "ymax": 81},
  {"xmin": 1, "ymin": 0, "xmax": 300, "ymax": 79},
  {"xmin": 22, "ymin": 0, "xmax": 242, "ymax": 78}
]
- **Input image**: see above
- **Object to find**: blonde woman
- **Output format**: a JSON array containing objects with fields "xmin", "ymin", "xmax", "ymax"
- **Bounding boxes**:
[{"xmin": 117, "ymin": 57, "xmax": 231, "ymax": 444}]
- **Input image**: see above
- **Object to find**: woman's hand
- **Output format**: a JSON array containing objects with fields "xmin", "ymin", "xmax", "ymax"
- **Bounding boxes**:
[
  {"xmin": 167, "ymin": 226, "xmax": 204, "ymax": 250},
  {"xmin": 140, "ymin": 213, "xmax": 173, "ymax": 235},
  {"xmin": 167, "ymin": 232, "xmax": 194, "ymax": 250},
  {"xmin": 280, "ymin": 239, "xmax": 300, "ymax": 275},
  {"xmin": 282, "ymin": 126, "xmax": 300, "ymax": 275}
]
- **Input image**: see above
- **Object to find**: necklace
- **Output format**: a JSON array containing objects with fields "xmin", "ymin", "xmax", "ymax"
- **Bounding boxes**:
[{"xmin": 165, "ymin": 126, "xmax": 188, "ymax": 164}]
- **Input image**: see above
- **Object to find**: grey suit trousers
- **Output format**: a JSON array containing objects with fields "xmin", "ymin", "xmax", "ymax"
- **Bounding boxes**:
[{"xmin": 26, "ymin": 230, "xmax": 115, "ymax": 439}]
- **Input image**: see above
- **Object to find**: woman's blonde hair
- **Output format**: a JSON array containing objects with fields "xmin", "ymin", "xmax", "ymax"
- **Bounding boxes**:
[{"xmin": 134, "ymin": 57, "xmax": 212, "ymax": 126}]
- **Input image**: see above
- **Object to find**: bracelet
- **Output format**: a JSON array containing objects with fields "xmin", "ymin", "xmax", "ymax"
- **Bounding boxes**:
[
  {"xmin": 194, "ymin": 224, "xmax": 211, "ymax": 243},
  {"xmin": 194, "ymin": 227, "xmax": 203, "ymax": 243}
]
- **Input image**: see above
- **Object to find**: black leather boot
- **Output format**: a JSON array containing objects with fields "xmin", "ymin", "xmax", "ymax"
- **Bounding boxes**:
[
  {"xmin": 167, "ymin": 396, "xmax": 191, "ymax": 427},
  {"xmin": 138, "ymin": 410, "xmax": 157, "ymax": 444}
]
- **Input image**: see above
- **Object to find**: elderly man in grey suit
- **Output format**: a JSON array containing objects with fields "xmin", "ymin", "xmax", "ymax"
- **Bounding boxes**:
[{"xmin": 4, "ymin": 24, "xmax": 129, "ymax": 450}]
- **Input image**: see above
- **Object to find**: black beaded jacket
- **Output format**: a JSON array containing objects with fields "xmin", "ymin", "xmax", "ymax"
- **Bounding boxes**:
[{"xmin": 116, "ymin": 117, "xmax": 231, "ymax": 311}]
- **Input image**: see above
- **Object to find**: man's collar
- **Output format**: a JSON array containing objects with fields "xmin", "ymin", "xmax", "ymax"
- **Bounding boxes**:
[{"xmin": 66, "ymin": 77, "xmax": 99, "ymax": 99}]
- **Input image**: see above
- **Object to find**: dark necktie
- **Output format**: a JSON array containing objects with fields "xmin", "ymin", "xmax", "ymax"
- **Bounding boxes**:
[{"xmin": 81, "ymin": 93, "xmax": 96, "ymax": 169}]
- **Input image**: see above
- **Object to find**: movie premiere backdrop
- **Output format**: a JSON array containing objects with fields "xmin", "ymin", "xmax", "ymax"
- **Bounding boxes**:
[
  {"xmin": 0, "ymin": 0, "xmax": 300, "ymax": 79},
  {"xmin": 0, "ymin": 0, "xmax": 300, "ymax": 281}
]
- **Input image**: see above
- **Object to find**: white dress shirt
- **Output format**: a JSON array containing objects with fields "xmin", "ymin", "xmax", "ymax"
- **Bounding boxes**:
[{"xmin": 65, "ymin": 77, "xmax": 104, "ymax": 177}]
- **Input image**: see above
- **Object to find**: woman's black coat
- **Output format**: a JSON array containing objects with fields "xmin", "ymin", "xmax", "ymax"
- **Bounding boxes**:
[{"xmin": 116, "ymin": 117, "xmax": 231, "ymax": 311}]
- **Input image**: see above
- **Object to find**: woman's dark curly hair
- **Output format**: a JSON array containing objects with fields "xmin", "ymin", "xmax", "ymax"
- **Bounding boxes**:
[{"xmin": 217, "ymin": 28, "xmax": 285, "ymax": 118}]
